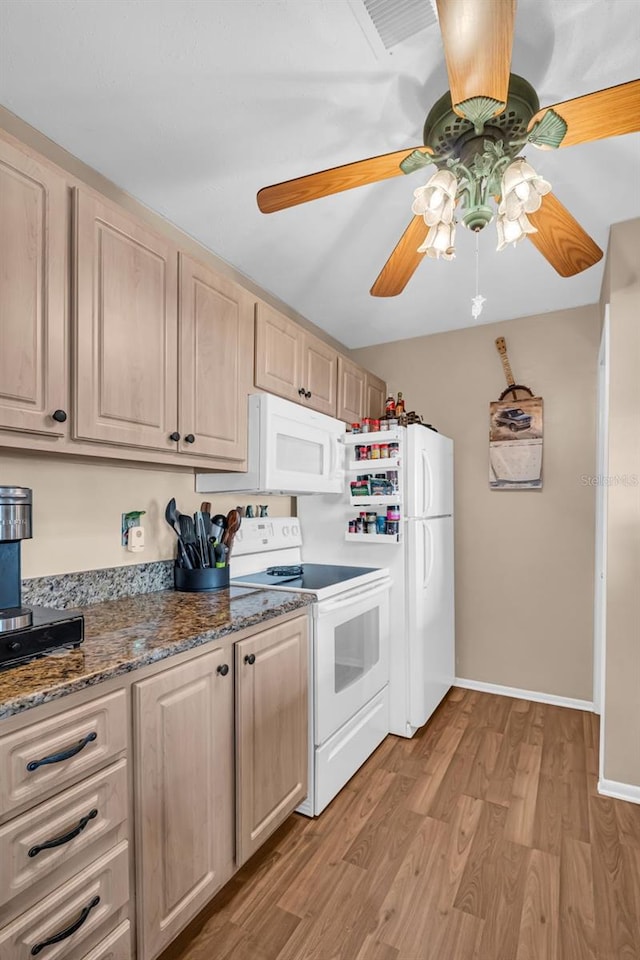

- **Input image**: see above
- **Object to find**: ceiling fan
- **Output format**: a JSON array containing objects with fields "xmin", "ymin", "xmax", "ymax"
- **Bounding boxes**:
[{"xmin": 256, "ymin": 0, "xmax": 640, "ymax": 297}]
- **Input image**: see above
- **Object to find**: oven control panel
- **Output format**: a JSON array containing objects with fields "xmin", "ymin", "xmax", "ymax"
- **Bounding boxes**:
[{"xmin": 233, "ymin": 517, "xmax": 301, "ymax": 555}]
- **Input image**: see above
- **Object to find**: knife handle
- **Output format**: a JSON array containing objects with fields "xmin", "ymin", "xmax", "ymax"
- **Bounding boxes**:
[{"xmin": 177, "ymin": 539, "xmax": 193, "ymax": 569}]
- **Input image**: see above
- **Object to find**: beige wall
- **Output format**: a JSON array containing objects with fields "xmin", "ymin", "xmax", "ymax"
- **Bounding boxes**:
[
  {"xmin": 0, "ymin": 450, "xmax": 292, "ymax": 579},
  {"xmin": 601, "ymin": 218, "xmax": 640, "ymax": 788},
  {"xmin": 355, "ymin": 304, "xmax": 600, "ymax": 702}
]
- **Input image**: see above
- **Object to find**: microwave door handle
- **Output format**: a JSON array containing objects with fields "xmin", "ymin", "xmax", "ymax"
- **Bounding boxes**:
[
  {"xmin": 329, "ymin": 435, "xmax": 339, "ymax": 479},
  {"xmin": 317, "ymin": 580, "xmax": 391, "ymax": 614}
]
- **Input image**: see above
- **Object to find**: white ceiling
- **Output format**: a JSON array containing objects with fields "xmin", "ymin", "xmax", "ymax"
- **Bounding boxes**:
[{"xmin": 0, "ymin": 0, "xmax": 638, "ymax": 348}]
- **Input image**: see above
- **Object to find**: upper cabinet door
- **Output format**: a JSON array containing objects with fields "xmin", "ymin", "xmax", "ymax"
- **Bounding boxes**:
[
  {"xmin": 365, "ymin": 371, "xmax": 386, "ymax": 421},
  {"xmin": 336, "ymin": 356, "xmax": 365, "ymax": 424},
  {"xmin": 302, "ymin": 331, "xmax": 337, "ymax": 417},
  {"xmin": 254, "ymin": 302, "xmax": 304, "ymax": 403},
  {"xmin": 178, "ymin": 255, "xmax": 252, "ymax": 464},
  {"xmin": 0, "ymin": 138, "xmax": 68, "ymax": 437},
  {"xmin": 74, "ymin": 189, "xmax": 178, "ymax": 451}
]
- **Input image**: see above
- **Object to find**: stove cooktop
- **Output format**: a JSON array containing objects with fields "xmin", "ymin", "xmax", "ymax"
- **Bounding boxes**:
[{"xmin": 232, "ymin": 563, "xmax": 378, "ymax": 593}]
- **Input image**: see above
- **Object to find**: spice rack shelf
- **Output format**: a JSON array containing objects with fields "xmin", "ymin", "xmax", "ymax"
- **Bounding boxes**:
[
  {"xmin": 344, "ymin": 532, "xmax": 400, "ymax": 544},
  {"xmin": 347, "ymin": 457, "xmax": 400, "ymax": 472},
  {"xmin": 343, "ymin": 429, "xmax": 403, "ymax": 445},
  {"xmin": 348, "ymin": 495, "xmax": 401, "ymax": 507}
]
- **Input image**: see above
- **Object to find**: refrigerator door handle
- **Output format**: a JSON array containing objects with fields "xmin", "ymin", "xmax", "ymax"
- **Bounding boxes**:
[
  {"xmin": 421, "ymin": 450, "xmax": 433, "ymax": 516},
  {"xmin": 421, "ymin": 521, "xmax": 435, "ymax": 590}
]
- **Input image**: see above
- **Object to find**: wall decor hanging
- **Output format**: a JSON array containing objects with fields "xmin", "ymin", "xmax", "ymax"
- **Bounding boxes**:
[{"xmin": 489, "ymin": 337, "xmax": 543, "ymax": 489}]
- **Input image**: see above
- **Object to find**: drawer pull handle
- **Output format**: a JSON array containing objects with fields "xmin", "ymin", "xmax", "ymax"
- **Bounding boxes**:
[
  {"xmin": 244, "ymin": 654, "xmax": 256, "ymax": 665},
  {"xmin": 26, "ymin": 732, "xmax": 98, "ymax": 772},
  {"xmin": 28, "ymin": 808, "xmax": 98, "ymax": 858},
  {"xmin": 30, "ymin": 895, "xmax": 100, "ymax": 955}
]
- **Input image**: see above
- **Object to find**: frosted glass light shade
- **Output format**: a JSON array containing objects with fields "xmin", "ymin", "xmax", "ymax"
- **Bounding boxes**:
[
  {"xmin": 412, "ymin": 169, "xmax": 458, "ymax": 227},
  {"xmin": 496, "ymin": 211, "xmax": 537, "ymax": 251},
  {"xmin": 499, "ymin": 157, "xmax": 551, "ymax": 221},
  {"xmin": 417, "ymin": 220, "xmax": 456, "ymax": 259}
]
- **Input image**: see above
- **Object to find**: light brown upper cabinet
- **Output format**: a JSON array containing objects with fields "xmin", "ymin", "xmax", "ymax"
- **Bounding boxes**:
[
  {"xmin": 365, "ymin": 371, "xmax": 386, "ymax": 420},
  {"xmin": 74, "ymin": 188, "xmax": 179, "ymax": 451},
  {"xmin": 255, "ymin": 302, "xmax": 339, "ymax": 416},
  {"xmin": 337, "ymin": 355, "xmax": 366, "ymax": 424},
  {"xmin": 235, "ymin": 615, "xmax": 308, "ymax": 867},
  {"xmin": 0, "ymin": 138, "xmax": 68, "ymax": 438},
  {"xmin": 254, "ymin": 302, "xmax": 304, "ymax": 404},
  {"xmin": 301, "ymin": 329, "xmax": 338, "ymax": 417},
  {"xmin": 178, "ymin": 255, "xmax": 252, "ymax": 463}
]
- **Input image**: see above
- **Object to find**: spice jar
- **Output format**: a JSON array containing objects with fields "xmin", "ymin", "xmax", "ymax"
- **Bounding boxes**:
[
  {"xmin": 371, "ymin": 419, "xmax": 380, "ymax": 432},
  {"xmin": 370, "ymin": 443, "xmax": 381, "ymax": 460},
  {"xmin": 379, "ymin": 442, "xmax": 389, "ymax": 459},
  {"xmin": 361, "ymin": 418, "xmax": 371, "ymax": 433},
  {"xmin": 351, "ymin": 422, "xmax": 361, "ymax": 433}
]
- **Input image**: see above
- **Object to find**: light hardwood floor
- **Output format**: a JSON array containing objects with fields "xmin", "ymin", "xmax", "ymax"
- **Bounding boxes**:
[{"xmin": 161, "ymin": 688, "xmax": 640, "ymax": 960}]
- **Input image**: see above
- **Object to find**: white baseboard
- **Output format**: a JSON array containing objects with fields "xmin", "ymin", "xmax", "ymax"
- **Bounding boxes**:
[
  {"xmin": 453, "ymin": 677, "xmax": 594, "ymax": 713},
  {"xmin": 598, "ymin": 779, "xmax": 640, "ymax": 805}
]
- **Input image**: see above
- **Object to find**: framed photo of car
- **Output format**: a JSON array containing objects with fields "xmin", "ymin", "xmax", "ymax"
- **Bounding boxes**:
[{"xmin": 489, "ymin": 397, "xmax": 543, "ymax": 489}]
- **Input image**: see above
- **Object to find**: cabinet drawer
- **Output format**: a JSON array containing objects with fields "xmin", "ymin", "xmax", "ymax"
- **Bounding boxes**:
[
  {"xmin": 0, "ymin": 690, "xmax": 127, "ymax": 818},
  {"xmin": 0, "ymin": 841, "xmax": 129, "ymax": 960},
  {"xmin": 72, "ymin": 921, "xmax": 131, "ymax": 960},
  {"xmin": 0, "ymin": 759, "xmax": 128, "ymax": 911}
]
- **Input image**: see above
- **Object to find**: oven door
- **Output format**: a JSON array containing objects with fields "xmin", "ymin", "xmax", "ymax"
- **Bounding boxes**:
[{"xmin": 314, "ymin": 579, "xmax": 391, "ymax": 745}]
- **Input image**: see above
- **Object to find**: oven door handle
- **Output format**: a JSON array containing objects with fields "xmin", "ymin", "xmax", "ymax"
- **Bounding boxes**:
[{"xmin": 315, "ymin": 579, "xmax": 391, "ymax": 615}]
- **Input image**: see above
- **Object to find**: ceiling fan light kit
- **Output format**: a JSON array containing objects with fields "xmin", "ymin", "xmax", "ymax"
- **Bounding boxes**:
[{"xmin": 257, "ymin": 0, "xmax": 639, "ymax": 298}]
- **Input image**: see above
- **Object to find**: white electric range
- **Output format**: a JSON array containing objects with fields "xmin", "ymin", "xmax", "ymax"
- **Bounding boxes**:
[{"xmin": 231, "ymin": 517, "xmax": 391, "ymax": 816}]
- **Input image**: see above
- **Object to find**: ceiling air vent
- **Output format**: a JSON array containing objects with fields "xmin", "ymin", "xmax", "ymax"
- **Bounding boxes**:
[{"xmin": 358, "ymin": 0, "xmax": 438, "ymax": 52}]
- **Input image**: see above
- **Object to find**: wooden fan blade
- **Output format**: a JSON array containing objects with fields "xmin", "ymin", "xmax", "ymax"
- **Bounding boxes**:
[
  {"xmin": 529, "ymin": 79, "xmax": 640, "ymax": 148},
  {"xmin": 527, "ymin": 193, "xmax": 603, "ymax": 277},
  {"xmin": 370, "ymin": 216, "xmax": 428, "ymax": 297},
  {"xmin": 436, "ymin": 0, "xmax": 516, "ymax": 118},
  {"xmin": 257, "ymin": 146, "xmax": 432, "ymax": 213}
]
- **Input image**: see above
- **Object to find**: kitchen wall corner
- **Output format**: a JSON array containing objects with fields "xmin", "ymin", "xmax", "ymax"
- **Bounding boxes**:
[{"xmin": 354, "ymin": 302, "xmax": 600, "ymax": 703}]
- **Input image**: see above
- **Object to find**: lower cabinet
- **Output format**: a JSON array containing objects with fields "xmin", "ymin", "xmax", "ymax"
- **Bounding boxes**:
[
  {"xmin": 235, "ymin": 616, "xmax": 308, "ymax": 866},
  {"xmin": 133, "ymin": 612, "xmax": 309, "ymax": 960},
  {"xmin": 133, "ymin": 646, "xmax": 234, "ymax": 960}
]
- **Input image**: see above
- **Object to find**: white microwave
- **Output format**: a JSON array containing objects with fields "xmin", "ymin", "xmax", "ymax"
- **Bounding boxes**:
[{"xmin": 196, "ymin": 394, "xmax": 344, "ymax": 495}]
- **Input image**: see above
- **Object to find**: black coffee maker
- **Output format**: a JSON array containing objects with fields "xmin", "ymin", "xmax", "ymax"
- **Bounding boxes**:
[{"xmin": 0, "ymin": 486, "xmax": 83, "ymax": 668}]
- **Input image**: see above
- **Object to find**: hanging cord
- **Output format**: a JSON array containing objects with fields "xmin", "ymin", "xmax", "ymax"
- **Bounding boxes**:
[{"xmin": 471, "ymin": 230, "xmax": 486, "ymax": 320}]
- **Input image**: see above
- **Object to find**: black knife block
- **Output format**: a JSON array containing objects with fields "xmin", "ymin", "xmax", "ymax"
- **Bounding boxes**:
[{"xmin": 174, "ymin": 566, "xmax": 230, "ymax": 592}]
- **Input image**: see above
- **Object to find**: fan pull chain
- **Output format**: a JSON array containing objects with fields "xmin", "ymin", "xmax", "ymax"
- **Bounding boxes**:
[{"xmin": 471, "ymin": 230, "xmax": 486, "ymax": 320}]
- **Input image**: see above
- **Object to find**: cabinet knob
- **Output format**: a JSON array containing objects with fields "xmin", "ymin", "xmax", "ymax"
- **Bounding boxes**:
[
  {"xmin": 169, "ymin": 431, "xmax": 181, "ymax": 442},
  {"xmin": 184, "ymin": 434, "xmax": 196, "ymax": 444},
  {"xmin": 244, "ymin": 654, "xmax": 256, "ymax": 666},
  {"xmin": 217, "ymin": 663, "xmax": 229, "ymax": 676},
  {"xmin": 305, "ymin": 391, "xmax": 312, "ymax": 399},
  {"xmin": 298, "ymin": 387, "xmax": 306, "ymax": 397},
  {"xmin": 52, "ymin": 409, "xmax": 67, "ymax": 423}
]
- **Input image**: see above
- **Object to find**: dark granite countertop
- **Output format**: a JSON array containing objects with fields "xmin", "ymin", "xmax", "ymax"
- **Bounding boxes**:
[{"xmin": 0, "ymin": 587, "xmax": 313, "ymax": 720}]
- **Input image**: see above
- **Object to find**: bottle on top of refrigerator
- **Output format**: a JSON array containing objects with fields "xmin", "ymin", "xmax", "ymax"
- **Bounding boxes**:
[{"xmin": 395, "ymin": 392, "xmax": 405, "ymax": 415}]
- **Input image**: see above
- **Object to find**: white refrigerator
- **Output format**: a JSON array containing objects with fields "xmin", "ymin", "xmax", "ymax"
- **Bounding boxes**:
[{"xmin": 297, "ymin": 424, "xmax": 454, "ymax": 738}]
